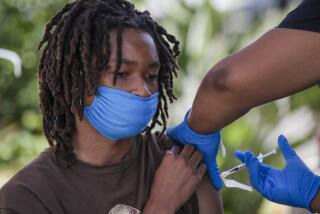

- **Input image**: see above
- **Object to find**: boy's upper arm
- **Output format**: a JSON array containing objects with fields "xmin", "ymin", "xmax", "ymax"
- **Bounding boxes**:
[{"xmin": 196, "ymin": 175, "xmax": 223, "ymax": 214}]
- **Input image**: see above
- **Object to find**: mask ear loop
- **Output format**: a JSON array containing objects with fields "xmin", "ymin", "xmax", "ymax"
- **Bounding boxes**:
[{"xmin": 144, "ymin": 82, "xmax": 152, "ymax": 96}]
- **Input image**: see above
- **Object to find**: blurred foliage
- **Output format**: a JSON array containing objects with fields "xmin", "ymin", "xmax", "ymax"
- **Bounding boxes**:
[
  {"xmin": 0, "ymin": 0, "xmax": 68, "ymax": 177},
  {"xmin": 0, "ymin": 0, "xmax": 320, "ymax": 214}
]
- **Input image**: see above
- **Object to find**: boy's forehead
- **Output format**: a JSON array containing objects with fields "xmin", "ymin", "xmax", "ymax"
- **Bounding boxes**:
[
  {"xmin": 109, "ymin": 29, "xmax": 157, "ymax": 49},
  {"xmin": 108, "ymin": 29, "xmax": 159, "ymax": 64}
]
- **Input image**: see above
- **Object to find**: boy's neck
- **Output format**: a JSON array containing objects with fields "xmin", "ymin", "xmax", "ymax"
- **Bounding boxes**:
[{"xmin": 72, "ymin": 115, "xmax": 135, "ymax": 166}]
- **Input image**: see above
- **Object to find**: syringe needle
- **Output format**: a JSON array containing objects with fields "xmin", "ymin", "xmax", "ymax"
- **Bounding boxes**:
[{"xmin": 221, "ymin": 149, "xmax": 277, "ymax": 178}]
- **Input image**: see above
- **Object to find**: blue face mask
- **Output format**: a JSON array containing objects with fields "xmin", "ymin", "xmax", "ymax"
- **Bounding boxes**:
[{"xmin": 83, "ymin": 86, "xmax": 159, "ymax": 141}]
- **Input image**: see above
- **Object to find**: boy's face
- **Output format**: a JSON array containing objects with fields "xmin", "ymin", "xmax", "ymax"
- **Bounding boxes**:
[{"xmin": 86, "ymin": 28, "xmax": 160, "ymax": 106}]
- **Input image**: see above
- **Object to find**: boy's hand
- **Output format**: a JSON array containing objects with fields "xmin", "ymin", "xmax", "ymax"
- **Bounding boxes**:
[{"xmin": 144, "ymin": 145, "xmax": 206, "ymax": 213}]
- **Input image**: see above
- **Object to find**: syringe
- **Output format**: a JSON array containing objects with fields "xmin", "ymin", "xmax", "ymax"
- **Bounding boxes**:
[{"xmin": 221, "ymin": 149, "xmax": 277, "ymax": 179}]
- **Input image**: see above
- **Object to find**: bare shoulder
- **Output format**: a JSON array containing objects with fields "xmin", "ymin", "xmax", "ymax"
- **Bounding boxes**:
[{"xmin": 196, "ymin": 175, "xmax": 223, "ymax": 214}]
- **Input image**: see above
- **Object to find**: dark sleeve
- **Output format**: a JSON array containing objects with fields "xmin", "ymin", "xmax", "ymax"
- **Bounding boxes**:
[
  {"xmin": 278, "ymin": 0, "xmax": 320, "ymax": 87},
  {"xmin": 277, "ymin": 0, "xmax": 320, "ymax": 33},
  {"xmin": 151, "ymin": 132, "xmax": 176, "ymax": 151},
  {"xmin": 0, "ymin": 208, "xmax": 19, "ymax": 214},
  {"xmin": 0, "ymin": 183, "xmax": 50, "ymax": 214}
]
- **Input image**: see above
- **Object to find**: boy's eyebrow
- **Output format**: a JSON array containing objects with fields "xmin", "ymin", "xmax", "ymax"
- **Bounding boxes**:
[
  {"xmin": 110, "ymin": 58, "xmax": 160, "ymax": 68},
  {"xmin": 119, "ymin": 58, "xmax": 138, "ymax": 66}
]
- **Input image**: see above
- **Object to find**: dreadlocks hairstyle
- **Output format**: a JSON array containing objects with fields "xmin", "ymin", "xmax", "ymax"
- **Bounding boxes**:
[{"xmin": 38, "ymin": 0, "xmax": 180, "ymax": 166}]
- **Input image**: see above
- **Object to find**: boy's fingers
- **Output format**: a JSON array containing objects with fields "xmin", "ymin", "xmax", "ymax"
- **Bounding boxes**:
[
  {"xmin": 190, "ymin": 151, "xmax": 203, "ymax": 169},
  {"xmin": 179, "ymin": 144, "xmax": 195, "ymax": 159},
  {"xmin": 165, "ymin": 145, "xmax": 180, "ymax": 156},
  {"xmin": 197, "ymin": 163, "xmax": 207, "ymax": 180}
]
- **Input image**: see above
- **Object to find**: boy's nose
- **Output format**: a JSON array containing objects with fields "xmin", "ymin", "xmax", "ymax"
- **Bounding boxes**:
[{"xmin": 132, "ymin": 80, "xmax": 152, "ymax": 97}]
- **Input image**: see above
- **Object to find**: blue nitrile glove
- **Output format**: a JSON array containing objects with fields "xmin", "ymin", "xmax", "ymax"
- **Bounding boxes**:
[
  {"xmin": 167, "ymin": 110, "xmax": 222, "ymax": 190},
  {"xmin": 234, "ymin": 135, "xmax": 320, "ymax": 211}
]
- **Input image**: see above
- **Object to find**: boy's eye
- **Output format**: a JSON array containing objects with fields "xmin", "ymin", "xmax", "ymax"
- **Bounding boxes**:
[
  {"xmin": 115, "ymin": 71, "xmax": 129, "ymax": 77},
  {"xmin": 147, "ymin": 74, "xmax": 158, "ymax": 81}
]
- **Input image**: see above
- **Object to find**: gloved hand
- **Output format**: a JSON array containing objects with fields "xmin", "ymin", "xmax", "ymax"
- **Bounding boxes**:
[
  {"xmin": 234, "ymin": 135, "xmax": 320, "ymax": 211},
  {"xmin": 167, "ymin": 110, "xmax": 222, "ymax": 190}
]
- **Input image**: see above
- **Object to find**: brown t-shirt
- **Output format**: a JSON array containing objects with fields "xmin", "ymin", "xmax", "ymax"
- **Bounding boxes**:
[{"xmin": 0, "ymin": 133, "xmax": 198, "ymax": 214}]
